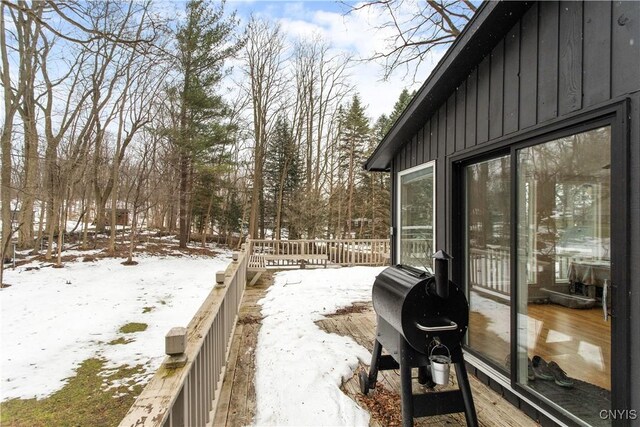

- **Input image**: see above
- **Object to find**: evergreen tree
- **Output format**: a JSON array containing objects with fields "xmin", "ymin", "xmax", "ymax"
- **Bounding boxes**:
[
  {"xmin": 172, "ymin": 0, "xmax": 241, "ymax": 248},
  {"xmin": 338, "ymin": 94, "xmax": 370, "ymax": 237},
  {"xmin": 265, "ymin": 116, "xmax": 301, "ymax": 239},
  {"xmin": 359, "ymin": 89, "xmax": 417, "ymax": 239},
  {"xmin": 378, "ymin": 88, "xmax": 415, "ymax": 137}
]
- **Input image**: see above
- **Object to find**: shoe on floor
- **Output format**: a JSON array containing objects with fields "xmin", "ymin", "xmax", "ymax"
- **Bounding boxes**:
[
  {"xmin": 527, "ymin": 358, "xmax": 535, "ymax": 381},
  {"xmin": 531, "ymin": 355, "xmax": 554, "ymax": 380},
  {"xmin": 504, "ymin": 356, "xmax": 535, "ymax": 381},
  {"xmin": 547, "ymin": 361, "xmax": 574, "ymax": 388}
]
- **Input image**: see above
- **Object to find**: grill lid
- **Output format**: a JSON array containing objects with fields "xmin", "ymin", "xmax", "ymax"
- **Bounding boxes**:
[{"xmin": 372, "ymin": 264, "xmax": 469, "ymax": 353}]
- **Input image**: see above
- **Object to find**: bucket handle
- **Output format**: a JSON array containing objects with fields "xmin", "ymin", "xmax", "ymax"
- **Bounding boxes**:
[{"xmin": 429, "ymin": 341, "xmax": 451, "ymax": 361}]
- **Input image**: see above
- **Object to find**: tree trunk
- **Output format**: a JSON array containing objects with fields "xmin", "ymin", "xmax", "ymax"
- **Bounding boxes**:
[
  {"xmin": 347, "ymin": 145, "xmax": 354, "ymax": 237},
  {"xmin": 1, "ymin": 4, "xmax": 16, "ymax": 274},
  {"xmin": 127, "ymin": 207, "xmax": 138, "ymax": 264},
  {"xmin": 202, "ymin": 190, "xmax": 215, "ymax": 248},
  {"xmin": 55, "ymin": 196, "xmax": 66, "ymax": 267},
  {"xmin": 248, "ymin": 149, "xmax": 263, "ymax": 239},
  {"xmin": 16, "ymin": 4, "xmax": 43, "ymax": 251},
  {"xmin": 18, "ymin": 102, "xmax": 39, "ymax": 249},
  {"xmin": 178, "ymin": 151, "xmax": 190, "ymax": 248},
  {"xmin": 45, "ymin": 195, "xmax": 60, "ymax": 261}
]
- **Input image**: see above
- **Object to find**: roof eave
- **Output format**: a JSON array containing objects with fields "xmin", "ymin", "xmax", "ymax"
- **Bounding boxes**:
[{"xmin": 364, "ymin": 1, "xmax": 533, "ymax": 172}]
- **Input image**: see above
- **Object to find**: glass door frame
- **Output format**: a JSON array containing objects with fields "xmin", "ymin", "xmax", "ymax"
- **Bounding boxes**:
[{"xmin": 450, "ymin": 99, "xmax": 630, "ymax": 426}]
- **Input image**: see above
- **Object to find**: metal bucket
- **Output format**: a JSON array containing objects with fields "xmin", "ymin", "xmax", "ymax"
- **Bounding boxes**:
[{"xmin": 429, "ymin": 345, "xmax": 451, "ymax": 385}]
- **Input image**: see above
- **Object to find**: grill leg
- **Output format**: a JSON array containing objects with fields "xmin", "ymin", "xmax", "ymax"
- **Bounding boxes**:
[
  {"xmin": 368, "ymin": 339, "xmax": 383, "ymax": 387},
  {"xmin": 417, "ymin": 366, "xmax": 435, "ymax": 387},
  {"xmin": 400, "ymin": 341, "xmax": 414, "ymax": 427},
  {"xmin": 454, "ymin": 362, "xmax": 478, "ymax": 427}
]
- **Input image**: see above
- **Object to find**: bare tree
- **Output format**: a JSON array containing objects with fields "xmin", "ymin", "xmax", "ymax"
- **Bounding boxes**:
[
  {"xmin": 107, "ymin": 10, "xmax": 164, "ymax": 253},
  {"xmin": 288, "ymin": 37, "xmax": 353, "ymax": 238},
  {"xmin": 122, "ymin": 130, "xmax": 160, "ymax": 264},
  {"xmin": 243, "ymin": 17, "xmax": 287, "ymax": 240},
  {"xmin": 9, "ymin": 1, "xmax": 44, "ymax": 249},
  {"xmin": 0, "ymin": 2, "xmax": 20, "ymax": 284},
  {"xmin": 1, "ymin": 0, "xmax": 157, "ymax": 47},
  {"xmin": 344, "ymin": 0, "xmax": 475, "ymax": 80},
  {"xmin": 38, "ymin": 31, "xmax": 92, "ymax": 254}
]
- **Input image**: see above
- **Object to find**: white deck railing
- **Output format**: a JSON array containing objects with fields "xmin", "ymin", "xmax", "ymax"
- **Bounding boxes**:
[
  {"xmin": 469, "ymin": 247, "xmax": 573, "ymax": 296},
  {"xmin": 248, "ymin": 238, "xmax": 391, "ymax": 266},
  {"xmin": 119, "ymin": 250, "xmax": 247, "ymax": 427}
]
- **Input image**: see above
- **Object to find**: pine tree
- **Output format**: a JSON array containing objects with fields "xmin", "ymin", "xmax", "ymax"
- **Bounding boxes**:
[
  {"xmin": 358, "ymin": 89, "xmax": 416, "ymax": 239},
  {"xmin": 378, "ymin": 88, "xmax": 415, "ymax": 136},
  {"xmin": 265, "ymin": 116, "xmax": 301, "ymax": 239},
  {"xmin": 173, "ymin": 0, "xmax": 240, "ymax": 248},
  {"xmin": 338, "ymin": 94, "xmax": 370, "ymax": 237}
]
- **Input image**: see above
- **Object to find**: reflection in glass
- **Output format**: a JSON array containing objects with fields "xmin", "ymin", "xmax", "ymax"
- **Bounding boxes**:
[
  {"xmin": 466, "ymin": 156, "xmax": 511, "ymax": 369},
  {"xmin": 399, "ymin": 164, "xmax": 434, "ymax": 270},
  {"xmin": 517, "ymin": 127, "xmax": 611, "ymax": 426}
]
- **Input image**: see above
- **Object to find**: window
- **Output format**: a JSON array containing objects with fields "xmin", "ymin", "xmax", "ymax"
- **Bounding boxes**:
[{"xmin": 397, "ymin": 162, "xmax": 435, "ymax": 270}]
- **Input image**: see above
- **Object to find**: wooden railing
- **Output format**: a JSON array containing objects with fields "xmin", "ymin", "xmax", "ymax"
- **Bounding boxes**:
[
  {"xmin": 120, "ymin": 239, "xmax": 388, "ymax": 427},
  {"xmin": 469, "ymin": 247, "xmax": 573, "ymax": 296},
  {"xmin": 247, "ymin": 238, "xmax": 391, "ymax": 266},
  {"xmin": 119, "ymin": 250, "xmax": 248, "ymax": 427},
  {"xmin": 469, "ymin": 247, "xmax": 512, "ymax": 296},
  {"xmin": 398, "ymin": 238, "xmax": 433, "ymax": 267}
]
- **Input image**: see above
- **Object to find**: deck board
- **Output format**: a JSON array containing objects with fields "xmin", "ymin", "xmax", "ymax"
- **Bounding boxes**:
[
  {"xmin": 214, "ymin": 273, "xmax": 536, "ymax": 426},
  {"xmin": 212, "ymin": 322, "xmax": 243, "ymax": 426},
  {"xmin": 318, "ymin": 305, "xmax": 537, "ymax": 427}
]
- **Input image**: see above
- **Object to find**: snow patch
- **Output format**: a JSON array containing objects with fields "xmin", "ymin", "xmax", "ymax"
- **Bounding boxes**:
[{"xmin": 254, "ymin": 267, "xmax": 384, "ymax": 426}]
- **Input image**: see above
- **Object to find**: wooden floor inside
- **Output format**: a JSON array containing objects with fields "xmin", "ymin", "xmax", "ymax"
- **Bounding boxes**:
[
  {"xmin": 468, "ymin": 296, "xmax": 611, "ymax": 390},
  {"xmin": 214, "ymin": 274, "xmax": 537, "ymax": 426}
]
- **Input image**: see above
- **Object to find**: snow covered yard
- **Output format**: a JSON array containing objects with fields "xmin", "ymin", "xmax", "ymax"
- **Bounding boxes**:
[
  {"xmin": 254, "ymin": 266, "xmax": 385, "ymax": 426},
  {"xmin": 0, "ymin": 249, "xmax": 232, "ymax": 402}
]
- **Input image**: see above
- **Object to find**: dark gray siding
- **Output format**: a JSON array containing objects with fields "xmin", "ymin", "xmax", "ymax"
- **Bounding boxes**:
[
  {"xmin": 396, "ymin": 0, "xmax": 638, "ymax": 169},
  {"xmin": 630, "ymin": 88, "xmax": 640, "ymax": 424},
  {"xmin": 394, "ymin": 0, "xmax": 639, "ymax": 237},
  {"xmin": 391, "ymin": 0, "xmax": 640, "ymax": 419}
]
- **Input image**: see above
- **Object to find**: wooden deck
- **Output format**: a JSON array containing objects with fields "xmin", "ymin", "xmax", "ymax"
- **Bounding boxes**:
[
  {"xmin": 214, "ymin": 274, "xmax": 536, "ymax": 426},
  {"xmin": 212, "ymin": 273, "xmax": 269, "ymax": 426}
]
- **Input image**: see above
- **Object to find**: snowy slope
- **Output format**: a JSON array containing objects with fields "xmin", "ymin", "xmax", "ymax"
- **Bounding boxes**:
[{"xmin": 0, "ymin": 252, "xmax": 231, "ymax": 401}]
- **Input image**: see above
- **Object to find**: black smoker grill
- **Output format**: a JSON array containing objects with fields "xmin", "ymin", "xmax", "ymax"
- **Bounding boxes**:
[{"xmin": 359, "ymin": 251, "xmax": 478, "ymax": 427}]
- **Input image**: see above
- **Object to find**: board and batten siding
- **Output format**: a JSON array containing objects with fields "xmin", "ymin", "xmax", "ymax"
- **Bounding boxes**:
[
  {"xmin": 392, "ymin": 0, "xmax": 640, "ymax": 416},
  {"xmin": 394, "ymin": 0, "xmax": 639, "ymax": 237},
  {"xmin": 396, "ymin": 0, "xmax": 638, "ymax": 168}
]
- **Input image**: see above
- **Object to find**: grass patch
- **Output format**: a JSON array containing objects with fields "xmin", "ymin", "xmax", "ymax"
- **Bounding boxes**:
[
  {"xmin": 108, "ymin": 337, "xmax": 134, "ymax": 345},
  {"xmin": 0, "ymin": 358, "xmax": 144, "ymax": 427},
  {"xmin": 118, "ymin": 322, "xmax": 148, "ymax": 334},
  {"xmin": 142, "ymin": 306, "xmax": 154, "ymax": 314}
]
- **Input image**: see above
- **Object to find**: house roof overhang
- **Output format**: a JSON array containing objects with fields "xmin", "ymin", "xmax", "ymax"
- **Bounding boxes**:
[{"xmin": 364, "ymin": 1, "xmax": 534, "ymax": 172}]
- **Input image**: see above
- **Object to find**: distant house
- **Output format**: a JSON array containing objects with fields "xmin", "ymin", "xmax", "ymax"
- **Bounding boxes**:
[
  {"xmin": 365, "ymin": 1, "xmax": 638, "ymax": 426},
  {"xmin": 104, "ymin": 209, "xmax": 129, "ymax": 226}
]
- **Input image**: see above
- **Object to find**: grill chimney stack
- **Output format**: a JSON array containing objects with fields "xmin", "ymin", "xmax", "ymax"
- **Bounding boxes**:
[{"xmin": 432, "ymin": 250, "xmax": 452, "ymax": 299}]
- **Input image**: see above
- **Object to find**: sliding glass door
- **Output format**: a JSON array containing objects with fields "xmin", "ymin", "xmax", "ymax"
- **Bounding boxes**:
[
  {"xmin": 465, "ymin": 156, "xmax": 511, "ymax": 369},
  {"xmin": 516, "ymin": 126, "xmax": 611, "ymax": 426},
  {"xmin": 463, "ymin": 126, "xmax": 614, "ymax": 426}
]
